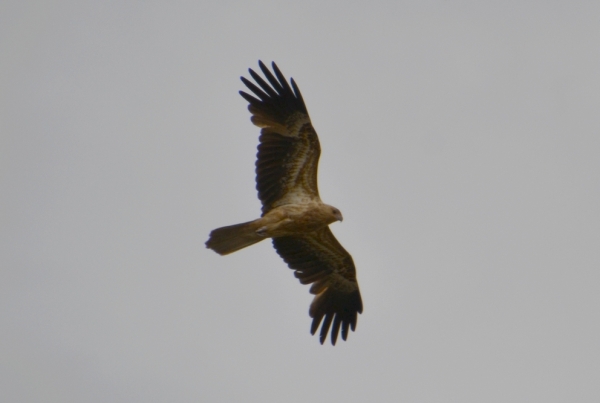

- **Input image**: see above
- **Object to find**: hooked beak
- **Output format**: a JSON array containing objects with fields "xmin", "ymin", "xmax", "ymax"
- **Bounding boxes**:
[{"xmin": 335, "ymin": 211, "xmax": 343, "ymax": 222}]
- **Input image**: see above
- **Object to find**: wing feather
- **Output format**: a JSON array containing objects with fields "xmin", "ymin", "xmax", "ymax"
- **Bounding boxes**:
[
  {"xmin": 240, "ymin": 77, "xmax": 271, "ymax": 102},
  {"xmin": 272, "ymin": 228, "xmax": 363, "ymax": 345},
  {"xmin": 240, "ymin": 61, "xmax": 321, "ymax": 214},
  {"xmin": 248, "ymin": 68, "xmax": 279, "ymax": 98},
  {"xmin": 258, "ymin": 61, "xmax": 288, "ymax": 100},
  {"xmin": 239, "ymin": 90, "xmax": 262, "ymax": 106}
]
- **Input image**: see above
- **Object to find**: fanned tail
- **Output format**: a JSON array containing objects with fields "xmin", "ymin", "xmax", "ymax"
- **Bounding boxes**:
[{"xmin": 206, "ymin": 220, "xmax": 263, "ymax": 255}]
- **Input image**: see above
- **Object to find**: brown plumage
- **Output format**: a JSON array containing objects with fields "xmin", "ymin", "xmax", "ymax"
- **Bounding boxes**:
[{"xmin": 206, "ymin": 61, "xmax": 362, "ymax": 345}]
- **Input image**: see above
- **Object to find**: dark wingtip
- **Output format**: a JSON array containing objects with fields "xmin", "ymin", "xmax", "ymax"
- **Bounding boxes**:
[
  {"xmin": 310, "ymin": 317, "xmax": 320, "ymax": 336},
  {"xmin": 308, "ymin": 289, "xmax": 362, "ymax": 345},
  {"xmin": 240, "ymin": 75, "xmax": 251, "ymax": 86},
  {"xmin": 239, "ymin": 90, "xmax": 260, "ymax": 105}
]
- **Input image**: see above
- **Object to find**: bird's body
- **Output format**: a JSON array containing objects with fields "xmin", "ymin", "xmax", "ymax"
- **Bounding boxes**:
[
  {"xmin": 206, "ymin": 202, "xmax": 341, "ymax": 254},
  {"xmin": 206, "ymin": 61, "xmax": 362, "ymax": 345},
  {"xmin": 257, "ymin": 202, "xmax": 342, "ymax": 237}
]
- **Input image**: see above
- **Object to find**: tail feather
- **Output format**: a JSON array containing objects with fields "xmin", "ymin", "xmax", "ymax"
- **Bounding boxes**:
[{"xmin": 206, "ymin": 220, "xmax": 263, "ymax": 255}]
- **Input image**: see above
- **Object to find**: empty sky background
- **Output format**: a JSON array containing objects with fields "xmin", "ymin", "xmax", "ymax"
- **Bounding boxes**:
[{"xmin": 2, "ymin": 1, "xmax": 599, "ymax": 402}]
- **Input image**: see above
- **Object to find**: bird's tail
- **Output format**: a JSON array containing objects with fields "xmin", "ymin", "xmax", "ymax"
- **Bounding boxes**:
[{"xmin": 206, "ymin": 220, "xmax": 264, "ymax": 255}]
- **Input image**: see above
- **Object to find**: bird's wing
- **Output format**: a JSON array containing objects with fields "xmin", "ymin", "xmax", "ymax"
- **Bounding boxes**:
[
  {"xmin": 240, "ymin": 61, "xmax": 321, "ymax": 215},
  {"xmin": 272, "ymin": 227, "xmax": 363, "ymax": 345}
]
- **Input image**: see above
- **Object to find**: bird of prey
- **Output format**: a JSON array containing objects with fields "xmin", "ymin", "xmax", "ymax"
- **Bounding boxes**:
[{"xmin": 206, "ymin": 61, "xmax": 362, "ymax": 345}]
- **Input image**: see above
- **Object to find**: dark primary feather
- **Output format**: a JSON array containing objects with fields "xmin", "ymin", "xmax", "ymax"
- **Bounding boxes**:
[
  {"xmin": 240, "ymin": 61, "xmax": 320, "ymax": 214},
  {"xmin": 272, "ymin": 228, "xmax": 363, "ymax": 345}
]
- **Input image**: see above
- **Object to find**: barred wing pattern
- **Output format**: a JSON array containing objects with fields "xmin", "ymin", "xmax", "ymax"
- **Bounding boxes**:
[
  {"xmin": 272, "ymin": 228, "xmax": 363, "ymax": 345},
  {"xmin": 240, "ymin": 61, "xmax": 321, "ymax": 215}
]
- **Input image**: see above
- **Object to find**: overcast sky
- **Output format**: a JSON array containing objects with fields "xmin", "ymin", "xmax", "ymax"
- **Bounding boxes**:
[{"xmin": 2, "ymin": 1, "xmax": 599, "ymax": 402}]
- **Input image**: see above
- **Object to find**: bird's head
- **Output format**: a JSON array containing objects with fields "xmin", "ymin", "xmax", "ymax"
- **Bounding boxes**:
[{"xmin": 329, "ymin": 206, "xmax": 343, "ymax": 223}]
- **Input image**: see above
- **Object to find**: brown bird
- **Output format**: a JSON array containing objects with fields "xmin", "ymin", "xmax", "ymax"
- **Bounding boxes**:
[{"xmin": 206, "ymin": 61, "xmax": 362, "ymax": 345}]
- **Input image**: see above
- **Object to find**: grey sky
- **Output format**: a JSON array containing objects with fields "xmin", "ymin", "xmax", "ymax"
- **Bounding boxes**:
[{"xmin": 2, "ymin": 1, "xmax": 599, "ymax": 402}]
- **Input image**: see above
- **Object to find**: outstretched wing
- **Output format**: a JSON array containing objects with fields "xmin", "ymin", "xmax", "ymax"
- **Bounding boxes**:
[
  {"xmin": 272, "ymin": 228, "xmax": 363, "ymax": 345},
  {"xmin": 240, "ymin": 61, "xmax": 321, "ymax": 215}
]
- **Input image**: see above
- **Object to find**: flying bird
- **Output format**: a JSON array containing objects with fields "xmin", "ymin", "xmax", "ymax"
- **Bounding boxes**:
[{"xmin": 206, "ymin": 61, "xmax": 362, "ymax": 345}]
